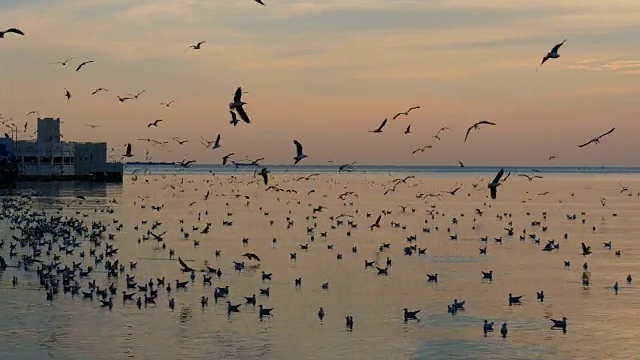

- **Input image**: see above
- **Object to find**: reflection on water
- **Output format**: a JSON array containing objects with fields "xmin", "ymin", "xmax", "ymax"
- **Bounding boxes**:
[{"xmin": 0, "ymin": 173, "xmax": 640, "ymax": 359}]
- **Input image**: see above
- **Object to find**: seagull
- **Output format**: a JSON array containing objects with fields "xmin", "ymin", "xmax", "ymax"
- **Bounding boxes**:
[
  {"xmin": 464, "ymin": 121, "xmax": 496, "ymax": 143},
  {"xmin": 254, "ymin": 0, "xmax": 266, "ymax": 5},
  {"xmin": 392, "ymin": 106, "xmax": 420, "ymax": 120},
  {"xmin": 229, "ymin": 87, "xmax": 250, "ymax": 123},
  {"xmin": 259, "ymin": 168, "xmax": 269, "ymax": 185},
  {"xmin": 51, "ymin": 57, "xmax": 74, "ymax": 66},
  {"xmin": 91, "ymin": 87, "xmax": 109, "ymax": 95},
  {"xmin": 128, "ymin": 90, "xmax": 146, "ymax": 99},
  {"xmin": 548, "ymin": 155, "xmax": 557, "ymax": 160},
  {"xmin": 229, "ymin": 111, "xmax": 240, "ymax": 126},
  {"xmin": 26, "ymin": 111, "xmax": 39, "ymax": 117},
  {"xmin": 188, "ymin": 41, "xmax": 206, "ymax": 50},
  {"xmin": 84, "ymin": 124, "xmax": 100, "ymax": 128},
  {"xmin": 123, "ymin": 143, "xmax": 134, "ymax": 158},
  {"xmin": 412, "ymin": 145, "xmax": 432, "ymax": 154},
  {"xmin": 0, "ymin": 28, "xmax": 25, "ymax": 38},
  {"xmin": 222, "ymin": 153, "xmax": 235, "ymax": 165},
  {"xmin": 242, "ymin": 253, "xmax": 261, "ymax": 261},
  {"xmin": 458, "ymin": 161, "xmax": 465, "ymax": 167},
  {"xmin": 148, "ymin": 120, "xmax": 163, "ymax": 128},
  {"xmin": 161, "ymin": 100, "xmax": 175, "ymax": 107},
  {"xmin": 64, "ymin": 89, "xmax": 71, "ymax": 103},
  {"xmin": 75, "ymin": 60, "xmax": 94, "ymax": 72},
  {"xmin": 488, "ymin": 168, "xmax": 505, "ymax": 199},
  {"xmin": 538, "ymin": 38, "xmax": 566, "ymax": 71},
  {"xmin": 293, "ymin": 140, "xmax": 308, "ymax": 164},
  {"xmin": 518, "ymin": 174, "xmax": 543, "ymax": 181},
  {"xmin": 369, "ymin": 119, "xmax": 387, "ymax": 133},
  {"xmin": 577, "ymin": 128, "xmax": 615, "ymax": 147},
  {"xmin": 212, "ymin": 134, "xmax": 221, "ymax": 149},
  {"xmin": 117, "ymin": 95, "xmax": 133, "ymax": 103},
  {"xmin": 404, "ymin": 125, "xmax": 411, "ymax": 134}
]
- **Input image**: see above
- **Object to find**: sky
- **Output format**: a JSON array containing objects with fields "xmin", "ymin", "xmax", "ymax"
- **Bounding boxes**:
[{"xmin": 1, "ymin": 0, "xmax": 640, "ymax": 166}]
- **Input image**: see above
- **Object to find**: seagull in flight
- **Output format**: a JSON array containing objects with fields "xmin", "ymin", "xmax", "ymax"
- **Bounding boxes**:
[
  {"xmin": 212, "ymin": 134, "xmax": 221, "ymax": 149},
  {"xmin": 0, "ymin": 28, "xmax": 25, "ymax": 38},
  {"xmin": 458, "ymin": 161, "xmax": 465, "ymax": 167},
  {"xmin": 518, "ymin": 174, "xmax": 543, "ymax": 181},
  {"xmin": 222, "ymin": 153, "xmax": 235, "ymax": 165},
  {"xmin": 229, "ymin": 111, "xmax": 240, "ymax": 126},
  {"xmin": 188, "ymin": 41, "xmax": 206, "ymax": 50},
  {"xmin": 122, "ymin": 143, "xmax": 134, "ymax": 158},
  {"xmin": 488, "ymin": 168, "xmax": 505, "ymax": 199},
  {"xmin": 26, "ymin": 111, "xmax": 39, "ymax": 117},
  {"xmin": 548, "ymin": 155, "xmax": 557, "ymax": 160},
  {"xmin": 75, "ymin": 60, "xmax": 94, "ymax": 72},
  {"xmin": 293, "ymin": 140, "xmax": 308, "ymax": 164},
  {"xmin": 229, "ymin": 87, "xmax": 250, "ymax": 123},
  {"xmin": 538, "ymin": 38, "xmax": 566, "ymax": 71},
  {"xmin": 392, "ymin": 106, "xmax": 420, "ymax": 120},
  {"xmin": 369, "ymin": 119, "xmax": 387, "ymax": 133},
  {"xmin": 259, "ymin": 168, "xmax": 270, "ymax": 185},
  {"xmin": 161, "ymin": 100, "xmax": 174, "ymax": 107},
  {"xmin": 404, "ymin": 125, "xmax": 411, "ymax": 134},
  {"xmin": 64, "ymin": 89, "xmax": 71, "ymax": 103},
  {"xmin": 117, "ymin": 95, "xmax": 134, "ymax": 103},
  {"xmin": 433, "ymin": 127, "xmax": 450, "ymax": 141},
  {"xmin": 131, "ymin": 90, "xmax": 146, "ymax": 99},
  {"xmin": 148, "ymin": 119, "xmax": 163, "ymax": 128},
  {"xmin": 84, "ymin": 124, "xmax": 100, "ymax": 128},
  {"xmin": 464, "ymin": 121, "xmax": 496, "ymax": 143},
  {"xmin": 254, "ymin": 0, "xmax": 266, "ymax": 5},
  {"xmin": 91, "ymin": 87, "xmax": 109, "ymax": 95},
  {"xmin": 412, "ymin": 145, "xmax": 432, "ymax": 154},
  {"xmin": 577, "ymin": 128, "xmax": 615, "ymax": 147},
  {"xmin": 51, "ymin": 57, "xmax": 74, "ymax": 66}
]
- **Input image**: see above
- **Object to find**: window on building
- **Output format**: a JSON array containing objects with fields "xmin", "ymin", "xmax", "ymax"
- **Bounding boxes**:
[
  {"xmin": 24, "ymin": 156, "xmax": 37, "ymax": 164},
  {"xmin": 40, "ymin": 157, "xmax": 52, "ymax": 164},
  {"xmin": 64, "ymin": 157, "xmax": 73, "ymax": 164},
  {"xmin": 53, "ymin": 157, "xmax": 63, "ymax": 164}
]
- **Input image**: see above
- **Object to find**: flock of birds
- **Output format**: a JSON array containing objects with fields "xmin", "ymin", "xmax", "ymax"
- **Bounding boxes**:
[
  {"xmin": 0, "ymin": 26, "xmax": 619, "ymax": 168},
  {"xmin": 0, "ymin": 8, "xmax": 631, "ymax": 357}
]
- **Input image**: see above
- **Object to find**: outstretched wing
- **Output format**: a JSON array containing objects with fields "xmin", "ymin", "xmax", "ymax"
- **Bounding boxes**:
[
  {"xmin": 178, "ymin": 257, "xmax": 192, "ymax": 271},
  {"xmin": 577, "ymin": 139, "xmax": 594, "ymax": 148},
  {"xmin": 464, "ymin": 125, "xmax": 474, "ymax": 143},
  {"xmin": 492, "ymin": 168, "xmax": 505, "ymax": 184},
  {"xmin": 551, "ymin": 39, "xmax": 566, "ymax": 53},
  {"xmin": 378, "ymin": 118, "xmax": 388, "ymax": 131},
  {"xmin": 294, "ymin": 140, "xmax": 303, "ymax": 155},
  {"xmin": 234, "ymin": 87, "xmax": 243, "ymax": 103},
  {"xmin": 598, "ymin": 127, "xmax": 615, "ymax": 139},
  {"xmin": 236, "ymin": 106, "xmax": 250, "ymax": 123}
]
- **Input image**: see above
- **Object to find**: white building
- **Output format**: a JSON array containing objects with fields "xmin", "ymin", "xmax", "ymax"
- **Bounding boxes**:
[{"xmin": 13, "ymin": 117, "xmax": 123, "ymax": 181}]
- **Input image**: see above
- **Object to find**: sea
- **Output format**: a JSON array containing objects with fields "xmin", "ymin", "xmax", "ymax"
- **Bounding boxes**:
[{"xmin": 1, "ymin": 164, "xmax": 639, "ymax": 360}]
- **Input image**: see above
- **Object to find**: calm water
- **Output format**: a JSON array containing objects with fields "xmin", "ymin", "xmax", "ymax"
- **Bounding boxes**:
[{"xmin": 1, "ymin": 167, "xmax": 640, "ymax": 359}]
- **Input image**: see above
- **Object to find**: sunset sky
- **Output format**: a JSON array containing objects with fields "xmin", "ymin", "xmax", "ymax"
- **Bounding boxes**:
[{"xmin": 1, "ymin": 0, "xmax": 640, "ymax": 166}]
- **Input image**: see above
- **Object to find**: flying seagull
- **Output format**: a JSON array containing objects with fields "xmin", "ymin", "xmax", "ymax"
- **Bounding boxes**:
[
  {"xmin": 411, "ymin": 145, "xmax": 432, "ymax": 154},
  {"xmin": 51, "ymin": 57, "xmax": 74, "ymax": 66},
  {"xmin": 464, "ymin": 121, "xmax": 496, "ymax": 143},
  {"xmin": 122, "ymin": 143, "xmax": 134, "ymax": 158},
  {"xmin": 577, "ymin": 128, "xmax": 615, "ymax": 147},
  {"xmin": 404, "ymin": 125, "xmax": 411, "ymax": 134},
  {"xmin": 538, "ymin": 38, "xmax": 566, "ymax": 71},
  {"xmin": 0, "ymin": 28, "xmax": 25, "ymax": 38},
  {"xmin": 161, "ymin": 100, "xmax": 174, "ymax": 107},
  {"xmin": 458, "ymin": 161, "xmax": 465, "ymax": 167},
  {"xmin": 369, "ymin": 119, "xmax": 387, "ymax": 133},
  {"xmin": 212, "ymin": 134, "xmax": 221, "ymax": 149},
  {"xmin": 293, "ymin": 140, "xmax": 308, "ymax": 164},
  {"xmin": 91, "ymin": 87, "xmax": 109, "ymax": 95},
  {"xmin": 229, "ymin": 87, "xmax": 250, "ymax": 123},
  {"xmin": 75, "ymin": 60, "xmax": 94, "ymax": 72},
  {"xmin": 188, "ymin": 41, "xmax": 206, "ymax": 50},
  {"xmin": 64, "ymin": 89, "xmax": 71, "ymax": 103},
  {"xmin": 117, "ymin": 95, "xmax": 133, "ymax": 103},
  {"xmin": 548, "ymin": 155, "xmax": 557, "ymax": 160},
  {"xmin": 259, "ymin": 168, "xmax": 269, "ymax": 185},
  {"xmin": 488, "ymin": 168, "xmax": 505, "ymax": 199},
  {"xmin": 518, "ymin": 174, "xmax": 543, "ymax": 181},
  {"xmin": 392, "ymin": 106, "xmax": 420, "ymax": 120},
  {"xmin": 148, "ymin": 119, "xmax": 163, "ymax": 127},
  {"xmin": 229, "ymin": 111, "xmax": 239, "ymax": 126},
  {"xmin": 254, "ymin": 0, "xmax": 266, "ymax": 5},
  {"xmin": 222, "ymin": 153, "xmax": 235, "ymax": 165}
]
